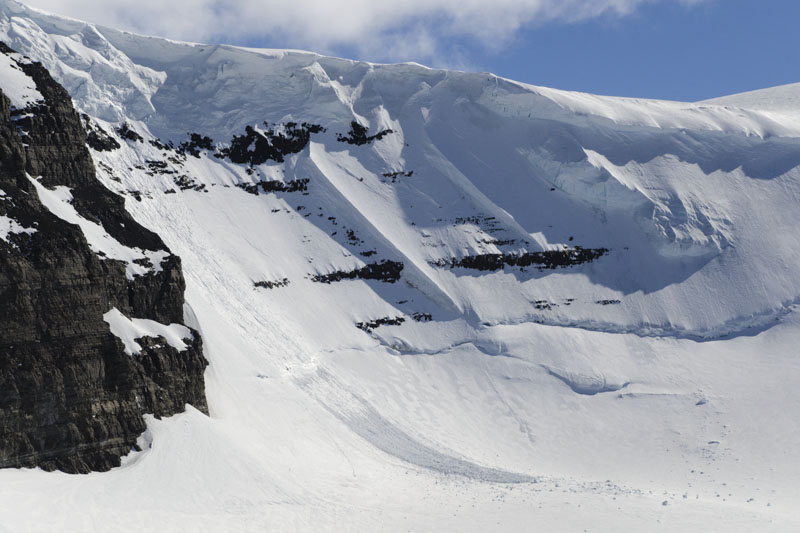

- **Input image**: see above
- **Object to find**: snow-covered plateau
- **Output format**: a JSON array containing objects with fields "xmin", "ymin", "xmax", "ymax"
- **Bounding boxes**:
[{"xmin": 1, "ymin": 0, "xmax": 799, "ymax": 530}]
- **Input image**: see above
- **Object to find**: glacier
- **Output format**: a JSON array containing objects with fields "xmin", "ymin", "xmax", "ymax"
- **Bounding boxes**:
[{"xmin": 1, "ymin": 0, "xmax": 800, "ymax": 530}]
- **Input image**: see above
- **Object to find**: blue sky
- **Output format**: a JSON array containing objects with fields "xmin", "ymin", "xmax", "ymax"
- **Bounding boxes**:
[
  {"xmin": 24, "ymin": 0, "xmax": 800, "ymax": 102},
  {"xmin": 476, "ymin": 0, "xmax": 800, "ymax": 101}
]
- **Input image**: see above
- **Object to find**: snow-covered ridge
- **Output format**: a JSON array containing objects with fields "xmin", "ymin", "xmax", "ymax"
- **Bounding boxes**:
[
  {"xmin": 3, "ymin": 0, "xmax": 800, "ymax": 338},
  {"xmin": 704, "ymin": 81, "xmax": 800, "ymax": 122},
  {"xmin": 2, "ymin": 0, "xmax": 799, "ymax": 137}
]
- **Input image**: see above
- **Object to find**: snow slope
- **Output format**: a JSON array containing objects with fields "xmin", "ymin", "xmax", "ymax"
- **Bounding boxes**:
[
  {"xmin": 1, "ymin": 0, "xmax": 800, "ymax": 530},
  {"xmin": 0, "ymin": 44, "xmax": 40, "ymax": 108},
  {"xmin": 705, "ymin": 82, "xmax": 800, "ymax": 122}
]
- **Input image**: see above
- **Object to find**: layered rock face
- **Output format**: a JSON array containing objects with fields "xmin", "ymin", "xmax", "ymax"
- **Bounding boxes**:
[{"xmin": 0, "ymin": 43, "xmax": 207, "ymax": 473}]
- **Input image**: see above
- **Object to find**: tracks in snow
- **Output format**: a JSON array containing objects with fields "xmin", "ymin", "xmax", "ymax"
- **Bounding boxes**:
[{"xmin": 295, "ymin": 367, "xmax": 537, "ymax": 484}]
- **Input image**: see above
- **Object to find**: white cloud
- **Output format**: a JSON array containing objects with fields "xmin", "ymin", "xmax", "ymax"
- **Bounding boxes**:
[{"xmin": 20, "ymin": 0, "xmax": 705, "ymax": 63}]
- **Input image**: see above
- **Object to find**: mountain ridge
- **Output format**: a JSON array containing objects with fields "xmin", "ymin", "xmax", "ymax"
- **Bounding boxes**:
[
  {"xmin": 1, "ymin": 1, "xmax": 800, "ymax": 530},
  {"xmin": 0, "ymin": 40, "xmax": 208, "ymax": 472}
]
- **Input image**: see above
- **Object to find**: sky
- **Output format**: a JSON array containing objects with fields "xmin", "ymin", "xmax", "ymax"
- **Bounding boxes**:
[{"xmin": 19, "ymin": 0, "xmax": 800, "ymax": 102}]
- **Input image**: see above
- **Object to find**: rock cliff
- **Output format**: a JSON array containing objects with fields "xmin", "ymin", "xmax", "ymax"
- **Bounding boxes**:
[{"xmin": 0, "ymin": 43, "xmax": 207, "ymax": 474}]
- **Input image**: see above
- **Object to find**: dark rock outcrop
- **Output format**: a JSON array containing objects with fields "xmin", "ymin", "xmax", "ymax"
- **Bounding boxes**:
[
  {"xmin": 178, "ymin": 133, "xmax": 214, "ymax": 158},
  {"xmin": 216, "ymin": 122, "xmax": 325, "ymax": 166},
  {"xmin": 115, "ymin": 122, "xmax": 143, "ymax": 143},
  {"xmin": 411, "ymin": 312, "xmax": 432, "ymax": 322},
  {"xmin": 254, "ymin": 278, "xmax": 290, "ymax": 289},
  {"xmin": 0, "ymin": 44, "xmax": 208, "ymax": 473},
  {"xmin": 82, "ymin": 115, "xmax": 121, "ymax": 152},
  {"xmin": 236, "ymin": 178, "xmax": 309, "ymax": 195},
  {"xmin": 356, "ymin": 316, "xmax": 405, "ymax": 332},
  {"xmin": 429, "ymin": 247, "xmax": 609, "ymax": 272},
  {"xmin": 337, "ymin": 121, "xmax": 393, "ymax": 146},
  {"xmin": 382, "ymin": 170, "xmax": 413, "ymax": 183},
  {"xmin": 311, "ymin": 260, "xmax": 404, "ymax": 284}
]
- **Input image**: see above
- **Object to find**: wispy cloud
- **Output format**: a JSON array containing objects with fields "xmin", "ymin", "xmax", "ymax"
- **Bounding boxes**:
[{"xmin": 21, "ymin": 0, "xmax": 706, "ymax": 63}]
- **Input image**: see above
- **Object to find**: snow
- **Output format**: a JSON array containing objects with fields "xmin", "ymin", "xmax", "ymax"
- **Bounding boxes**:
[
  {"xmin": 703, "ymin": 82, "xmax": 800, "ymax": 122},
  {"xmin": 0, "ymin": 46, "xmax": 41, "ymax": 109},
  {"xmin": 103, "ymin": 307, "xmax": 192, "ymax": 355},
  {"xmin": 28, "ymin": 175, "xmax": 170, "ymax": 279},
  {"xmin": 1, "ymin": 0, "xmax": 800, "ymax": 531},
  {"xmin": 0, "ymin": 213, "xmax": 35, "ymax": 245}
]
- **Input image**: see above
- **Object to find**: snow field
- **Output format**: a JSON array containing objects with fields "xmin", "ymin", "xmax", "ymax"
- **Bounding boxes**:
[{"xmin": 1, "ymin": 0, "xmax": 800, "ymax": 530}]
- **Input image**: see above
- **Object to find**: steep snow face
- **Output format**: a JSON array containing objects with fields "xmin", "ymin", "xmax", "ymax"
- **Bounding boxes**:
[
  {"xmin": 2, "ymin": 1, "xmax": 800, "ymax": 531},
  {"xmin": 0, "ymin": 46, "xmax": 40, "ymax": 108},
  {"xmin": 3, "ymin": 0, "xmax": 800, "ymax": 339}
]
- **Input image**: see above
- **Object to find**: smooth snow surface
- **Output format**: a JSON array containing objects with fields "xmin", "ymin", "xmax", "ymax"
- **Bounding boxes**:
[
  {"xmin": 1, "ymin": 1, "xmax": 800, "ymax": 531},
  {"xmin": 704, "ymin": 82, "xmax": 800, "ymax": 122},
  {"xmin": 103, "ymin": 308, "xmax": 192, "ymax": 356}
]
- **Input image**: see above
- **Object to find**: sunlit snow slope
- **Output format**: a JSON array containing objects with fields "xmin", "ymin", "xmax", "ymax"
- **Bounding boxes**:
[{"xmin": 1, "ymin": 0, "xmax": 800, "ymax": 531}]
